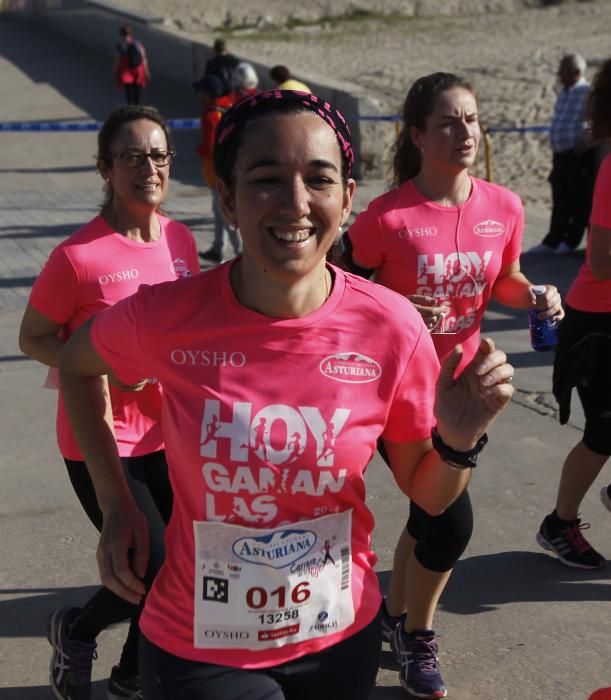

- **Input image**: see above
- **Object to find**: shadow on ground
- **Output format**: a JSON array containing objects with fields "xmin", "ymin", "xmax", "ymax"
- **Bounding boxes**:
[{"xmin": 0, "ymin": 585, "xmax": 99, "ymax": 638}]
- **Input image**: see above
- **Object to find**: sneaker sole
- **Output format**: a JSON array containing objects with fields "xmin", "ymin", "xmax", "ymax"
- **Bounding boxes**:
[
  {"xmin": 601, "ymin": 487, "xmax": 611, "ymax": 513},
  {"xmin": 400, "ymin": 677, "xmax": 448, "ymax": 698},
  {"xmin": 535, "ymin": 531, "xmax": 605, "ymax": 570}
]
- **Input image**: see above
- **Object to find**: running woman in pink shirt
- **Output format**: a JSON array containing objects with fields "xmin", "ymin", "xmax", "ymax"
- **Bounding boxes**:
[
  {"xmin": 19, "ymin": 105, "xmax": 198, "ymax": 700},
  {"xmin": 58, "ymin": 90, "xmax": 515, "ymax": 700},
  {"xmin": 343, "ymin": 73, "xmax": 563, "ymax": 698},
  {"xmin": 537, "ymin": 58, "xmax": 611, "ymax": 570}
]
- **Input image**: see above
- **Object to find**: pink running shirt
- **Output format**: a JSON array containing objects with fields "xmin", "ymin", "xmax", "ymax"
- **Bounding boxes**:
[
  {"xmin": 91, "ymin": 264, "xmax": 439, "ymax": 668},
  {"xmin": 349, "ymin": 178, "xmax": 524, "ymax": 370},
  {"xmin": 566, "ymin": 154, "xmax": 611, "ymax": 312},
  {"xmin": 29, "ymin": 214, "xmax": 198, "ymax": 460}
]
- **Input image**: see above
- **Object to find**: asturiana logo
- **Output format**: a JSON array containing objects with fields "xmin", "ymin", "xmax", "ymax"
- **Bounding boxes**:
[
  {"xmin": 473, "ymin": 219, "xmax": 505, "ymax": 237},
  {"xmin": 320, "ymin": 353, "xmax": 382, "ymax": 384},
  {"xmin": 171, "ymin": 258, "xmax": 192, "ymax": 277},
  {"xmin": 232, "ymin": 529, "xmax": 316, "ymax": 569}
]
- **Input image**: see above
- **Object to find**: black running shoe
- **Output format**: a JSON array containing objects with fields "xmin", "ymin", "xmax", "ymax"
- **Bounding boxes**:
[
  {"xmin": 380, "ymin": 598, "xmax": 403, "ymax": 643},
  {"xmin": 107, "ymin": 666, "xmax": 143, "ymax": 700},
  {"xmin": 537, "ymin": 514, "xmax": 606, "ymax": 570},
  {"xmin": 47, "ymin": 606, "xmax": 97, "ymax": 700},
  {"xmin": 198, "ymin": 248, "xmax": 223, "ymax": 263},
  {"xmin": 391, "ymin": 625, "xmax": 448, "ymax": 698}
]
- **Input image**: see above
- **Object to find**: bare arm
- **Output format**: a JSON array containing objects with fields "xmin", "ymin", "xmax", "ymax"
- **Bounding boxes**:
[
  {"xmin": 60, "ymin": 320, "xmax": 148, "ymax": 603},
  {"xmin": 384, "ymin": 337, "xmax": 513, "ymax": 516},
  {"xmin": 19, "ymin": 304, "xmax": 64, "ymax": 367},
  {"xmin": 492, "ymin": 260, "xmax": 564, "ymax": 320},
  {"xmin": 588, "ymin": 224, "xmax": 611, "ymax": 280}
]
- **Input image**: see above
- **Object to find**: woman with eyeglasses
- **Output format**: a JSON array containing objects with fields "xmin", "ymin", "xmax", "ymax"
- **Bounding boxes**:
[
  {"xmin": 19, "ymin": 104, "xmax": 199, "ymax": 700},
  {"xmin": 341, "ymin": 73, "xmax": 563, "ymax": 698}
]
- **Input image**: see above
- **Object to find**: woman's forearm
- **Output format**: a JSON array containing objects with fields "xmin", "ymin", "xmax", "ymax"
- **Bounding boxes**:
[
  {"xmin": 59, "ymin": 369, "xmax": 133, "ymax": 511},
  {"xmin": 19, "ymin": 333, "xmax": 64, "ymax": 368},
  {"xmin": 491, "ymin": 272, "xmax": 531, "ymax": 308}
]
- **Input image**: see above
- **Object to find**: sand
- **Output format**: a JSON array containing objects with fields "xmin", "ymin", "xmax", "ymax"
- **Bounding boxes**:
[{"xmin": 120, "ymin": 0, "xmax": 611, "ymax": 206}]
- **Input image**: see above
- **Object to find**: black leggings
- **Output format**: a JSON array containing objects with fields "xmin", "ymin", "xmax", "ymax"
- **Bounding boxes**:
[
  {"xmin": 123, "ymin": 83, "xmax": 142, "ymax": 105},
  {"xmin": 139, "ymin": 613, "xmax": 381, "ymax": 700},
  {"xmin": 64, "ymin": 450, "xmax": 173, "ymax": 674},
  {"xmin": 378, "ymin": 440, "xmax": 473, "ymax": 572}
]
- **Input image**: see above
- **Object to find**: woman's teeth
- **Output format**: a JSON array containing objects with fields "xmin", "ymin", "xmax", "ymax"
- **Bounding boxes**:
[{"xmin": 270, "ymin": 228, "xmax": 311, "ymax": 242}]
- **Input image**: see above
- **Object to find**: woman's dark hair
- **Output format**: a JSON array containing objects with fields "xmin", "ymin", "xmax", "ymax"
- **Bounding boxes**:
[
  {"xmin": 589, "ymin": 58, "xmax": 611, "ymax": 142},
  {"xmin": 119, "ymin": 24, "xmax": 132, "ymax": 38},
  {"xmin": 214, "ymin": 94, "xmax": 352, "ymax": 186},
  {"xmin": 96, "ymin": 105, "xmax": 172, "ymax": 210},
  {"xmin": 392, "ymin": 72, "xmax": 475, "ymax": 186},
  {"xmin": 270, "ymin": 65, "xmax": 291, "ymax": 83}
]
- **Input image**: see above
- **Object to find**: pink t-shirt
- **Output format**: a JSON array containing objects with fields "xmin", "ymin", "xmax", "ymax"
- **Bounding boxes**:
[
  {"xmin": 91, "ymin": 263, "xmax": 439, "ymax": 668},
  {"xmin": 29, "ymin": 214, "xmax": 199, "ymax": 460},
  {"xmin": 349, "ymin": 178, "xmax": 524, "ymax": 371},
  {"xmin": 566, "ymin": 154, "xmax": 611, "ymax": 312}
]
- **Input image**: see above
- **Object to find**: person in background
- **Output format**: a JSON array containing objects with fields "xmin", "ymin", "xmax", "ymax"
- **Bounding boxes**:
[
  {"xmin": 270, "ymin": 65, "xmax": 311, "ymax": 93},
  {"xmin": 114, "ymin": 24, "xmax": 150, "ymax": 105},
  {"xmin": 200, "ymin": 38, "xmax": 240, "ymax": 94},
  {"xmin": 530, "ymin": 53, "xmax": 597, "ymax": 255},
  {"xmin": 537, "ymin": 57, "xmax": 611, "ymax": 570},
  {"xmin": 58, "ymin": 89, "xmax": 515, "ymax": 700},
  {"xmin": 342, "ymin": 72, "xmax": 563, "ymax": 699},
  {"xmin": 18, "ymin": 105, "xmax": 198, "ymax": 700},
  {"xmin": 194, "ymin": 74, "xmax": 241, "ymax": 265},
  {"xmin": 233, "ymin": 61, "xmax": 260, "ymax": 100}
]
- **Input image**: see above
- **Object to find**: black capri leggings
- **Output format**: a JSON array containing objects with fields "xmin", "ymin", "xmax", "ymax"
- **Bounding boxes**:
[
  {"xmin": 554, "ymin": 304, "xmax": 611, "ymax": 456},
  {"xmin": 377, "ymin": 439, "xmax": 473, "ymax": 572},
  {"xmin": 139, "ymin": 612, "xmax": 381, "ymax": 700},
  {"xmin": 64, "ymin": 450, "xmax": 173, "ymax": 673}
]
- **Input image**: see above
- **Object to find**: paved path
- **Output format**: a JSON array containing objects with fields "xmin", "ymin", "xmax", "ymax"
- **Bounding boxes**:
[{"xmin": 0, "ymin": 13, "xmax": 609, "ymax": 700}]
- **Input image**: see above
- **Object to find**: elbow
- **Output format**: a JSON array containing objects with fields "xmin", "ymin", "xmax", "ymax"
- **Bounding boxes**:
[{"xmin": 18, "ymin": 328, "xmax": 31, "ymax": 357}]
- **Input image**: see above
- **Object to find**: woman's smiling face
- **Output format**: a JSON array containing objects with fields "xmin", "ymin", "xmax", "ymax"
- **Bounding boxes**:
[
  {"xmin": 219, "ymin": 111, "xmax": 355, "ymax": 284},
  {"xmin": 101, "ymin": 118, "xmax": 171, "ymax": 212}
]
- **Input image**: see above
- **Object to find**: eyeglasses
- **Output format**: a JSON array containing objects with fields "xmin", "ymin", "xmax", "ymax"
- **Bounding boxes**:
[{"xmin": 112, "ymin": 150, "xmax": 175, "ymax": 168}]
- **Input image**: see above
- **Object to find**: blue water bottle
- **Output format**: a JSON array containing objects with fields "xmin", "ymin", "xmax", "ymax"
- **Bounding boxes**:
[{"xmin": 529, "ymin": 285, "xmax": 558, "ymax": 351}]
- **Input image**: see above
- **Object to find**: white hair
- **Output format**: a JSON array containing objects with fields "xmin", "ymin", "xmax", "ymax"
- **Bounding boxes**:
[
  {"xmin": 235, "ymin": 62, "xmax": 259, "ymax": 89},
  {"xmin": 563, "ymin": 52, "xmax": 587, "ymax": 75}
]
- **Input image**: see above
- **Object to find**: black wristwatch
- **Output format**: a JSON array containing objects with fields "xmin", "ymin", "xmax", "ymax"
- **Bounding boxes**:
[{"xmin": 431, "ymin": 427, "xmax": 488, "ymax": 470}]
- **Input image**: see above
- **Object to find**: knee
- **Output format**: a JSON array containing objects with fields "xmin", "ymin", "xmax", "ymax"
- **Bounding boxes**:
[{"xmin": 410, "ymin": 491, "xmax": 474, "ymax": 572}]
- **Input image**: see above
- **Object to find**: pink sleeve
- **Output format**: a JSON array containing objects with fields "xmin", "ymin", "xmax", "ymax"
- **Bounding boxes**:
[
  {"xmin": 590, "ymin": 155, "xmax": 611, "ymax": 229},
  {"xmin": 347, "ymin": 204, "xmax": 385, "ymax": 270},
  {"xmin": 29, "ymin": 246, "xmax": 80, "ymax": 324},
  {"xmin": 383, "ymin": 325, "xmax": 439, "ymax": 443},
  {"xmin": 91, "ymin": 288, "xmax": 153, "ymax": 385},
  {"xmin": 501, "ymin": 195, "xmax": 525, "ymax": 267}
]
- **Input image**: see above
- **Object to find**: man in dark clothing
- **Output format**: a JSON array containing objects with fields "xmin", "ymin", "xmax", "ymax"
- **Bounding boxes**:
[{"xmin": 198, "ymin": 39, "xmax": 239, "ymax": 95}]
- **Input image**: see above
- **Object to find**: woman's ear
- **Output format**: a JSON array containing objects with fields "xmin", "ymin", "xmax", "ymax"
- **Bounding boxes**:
[
  {"xmin": 217, "ymin": 179, "xmax": 239, "ymax": 228},
  {"xmin": 97, "ymin": 159, "xmax": 110, "ymax": 182},
  {"xmin": 340, "ymin": 178, "xmax": 356, "ymax": 227},
  {"xmin": 409, "ymin": 126, "xmax": 424, "ymax": 152}
]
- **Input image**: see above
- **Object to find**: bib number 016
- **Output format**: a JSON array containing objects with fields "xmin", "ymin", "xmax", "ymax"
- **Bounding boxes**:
[{"xmin": 245, "ymin": 582, "xmax": 311, "ymax": 610}]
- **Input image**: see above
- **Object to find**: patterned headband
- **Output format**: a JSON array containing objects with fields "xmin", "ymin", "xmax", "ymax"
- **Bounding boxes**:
[{"xmin": 214, "ymin": 89, "xmax": 354, "ymax": 176}]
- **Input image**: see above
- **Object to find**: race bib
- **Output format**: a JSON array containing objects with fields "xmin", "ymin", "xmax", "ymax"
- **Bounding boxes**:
[{"xmin": 193, "ymin": 510, "xmax": 354, "ymax": 650}]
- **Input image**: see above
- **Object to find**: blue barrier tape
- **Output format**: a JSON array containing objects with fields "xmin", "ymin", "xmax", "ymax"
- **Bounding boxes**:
[{"xmin": 0, "ymin": 117, "xmax": 550, "ymax": 132}]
